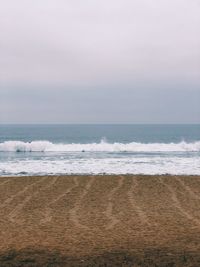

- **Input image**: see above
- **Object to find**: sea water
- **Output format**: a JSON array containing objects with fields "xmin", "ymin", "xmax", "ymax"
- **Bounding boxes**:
[{"xmin": 0, "ymin": 124, "xmax": 199, "ymax": 176}]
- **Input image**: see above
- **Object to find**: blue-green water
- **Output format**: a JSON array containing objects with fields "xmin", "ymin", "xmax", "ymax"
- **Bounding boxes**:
[
  {"xmin": 1, "ymin": 124, "xmax": 200, "ymax": 143},
  {"xmin": 0, "ymin": 124, "xmax": 199, "ymax": 176}
]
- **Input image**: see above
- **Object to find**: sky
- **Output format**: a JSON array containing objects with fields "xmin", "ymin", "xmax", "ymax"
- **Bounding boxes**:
[{"xmin": 0, "ymin": 0, "xmax": 200, "ymax": 123}]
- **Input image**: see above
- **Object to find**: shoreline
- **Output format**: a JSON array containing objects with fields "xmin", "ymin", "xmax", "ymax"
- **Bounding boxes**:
[
  {"xmin": 1, "ymin": 175, "xmax": 200, "ymax": 266},
  {"xmin": 1, "ymin": 173, "xmax": 200, "ymax": 178}
]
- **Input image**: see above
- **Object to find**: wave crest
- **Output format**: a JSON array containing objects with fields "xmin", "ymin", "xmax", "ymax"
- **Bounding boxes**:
[{"xmin": 0, "ymin": 140, "xmax": 200, "ymax": 152}]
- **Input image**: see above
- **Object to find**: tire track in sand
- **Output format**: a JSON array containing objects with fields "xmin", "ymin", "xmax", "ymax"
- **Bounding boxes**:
[
  {"xmin": 159, "ymin": 177, "xmax": 200, "ymax": 226},
  {"xmin": 40, "ymin": 176, "xmax": 79, "ymax": 224},
  {"xmin": 0, "ymin": 180, "xmax": 11, "ymax": 187},
  {"xmin": 104, "ymin": 176, "xmax": 124, "ymax": 230},
  {"xmin": 175, "ymin": 176, "xmax": 200, "ymax": 201},
  {"xmin": 69, "ymin": 176, "xmax": 94, "ymax": 230},
  {"xmin": 0, "ymin": 177, "xmax": 47, "ymax": 209},
  {"xmin": 127, "ymin": 177, "xmax": 149, "ymax": 225},
  {"xmin": 8, "ymin": 176, "xmax": 59, "ymax": 224}
]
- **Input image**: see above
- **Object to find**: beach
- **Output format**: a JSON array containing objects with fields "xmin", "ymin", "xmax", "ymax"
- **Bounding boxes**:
[{"xmin": 0, "ymin": 175, "xmax": 200, "ymax": 266}]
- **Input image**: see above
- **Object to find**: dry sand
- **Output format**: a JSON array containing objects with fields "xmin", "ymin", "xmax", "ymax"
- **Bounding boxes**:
[{"xmin": 0, "ymin": 175, "xmax": 200, "ymax": 266}]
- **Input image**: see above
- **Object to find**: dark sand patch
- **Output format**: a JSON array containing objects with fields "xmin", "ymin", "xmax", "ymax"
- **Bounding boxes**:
[{"xmin": 1, "ymin": 248, "xmax": 200, "ymax": 267}]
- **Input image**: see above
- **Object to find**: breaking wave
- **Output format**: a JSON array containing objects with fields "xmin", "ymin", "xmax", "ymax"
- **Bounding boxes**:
[{"xmin": 0, "ymin": 140, "xmax": 200, "ymax": 152}]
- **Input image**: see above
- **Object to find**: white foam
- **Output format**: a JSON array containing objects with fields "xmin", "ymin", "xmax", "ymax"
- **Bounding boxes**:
[
  {"xmin": 1, "ymin": 156, "xmax": 200, "ymax": 176},
  {"xmin": 1, "ymin": 139, "xmax": 199, "ymax": 176},
  {"xmin": 0, "ymin": 140, "xmax": 200, "ymax": 152}
]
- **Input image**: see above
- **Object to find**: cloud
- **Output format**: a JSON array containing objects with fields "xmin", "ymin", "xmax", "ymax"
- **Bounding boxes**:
[
  {"xmin": 0, "ymin": 1, "xmax": 199, "ymax": 123},
  {"xmin": 0, "ymin": 0, "xmax": 200, "ymax": 86}
]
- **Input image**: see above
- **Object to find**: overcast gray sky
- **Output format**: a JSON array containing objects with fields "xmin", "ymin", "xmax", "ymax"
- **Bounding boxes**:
[{"xmin": 0, "ymin": 0, "xmax": 200, "ymax": 123}]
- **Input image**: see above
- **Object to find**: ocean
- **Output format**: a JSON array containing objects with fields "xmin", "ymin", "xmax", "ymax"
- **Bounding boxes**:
[{"xmin": 0, "ymin": 124, "xmax": 199, "ymax": 176}]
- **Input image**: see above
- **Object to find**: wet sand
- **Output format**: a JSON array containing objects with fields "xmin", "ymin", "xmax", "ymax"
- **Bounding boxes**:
[{"xmin": 0, "ymin": 175, "xmax": 200, "ymax": 266}]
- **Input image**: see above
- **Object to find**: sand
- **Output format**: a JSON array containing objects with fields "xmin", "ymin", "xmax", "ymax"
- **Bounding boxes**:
[{"xmin": 0, "ymin": 175, "xmax": 200, "ymax": 266}]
